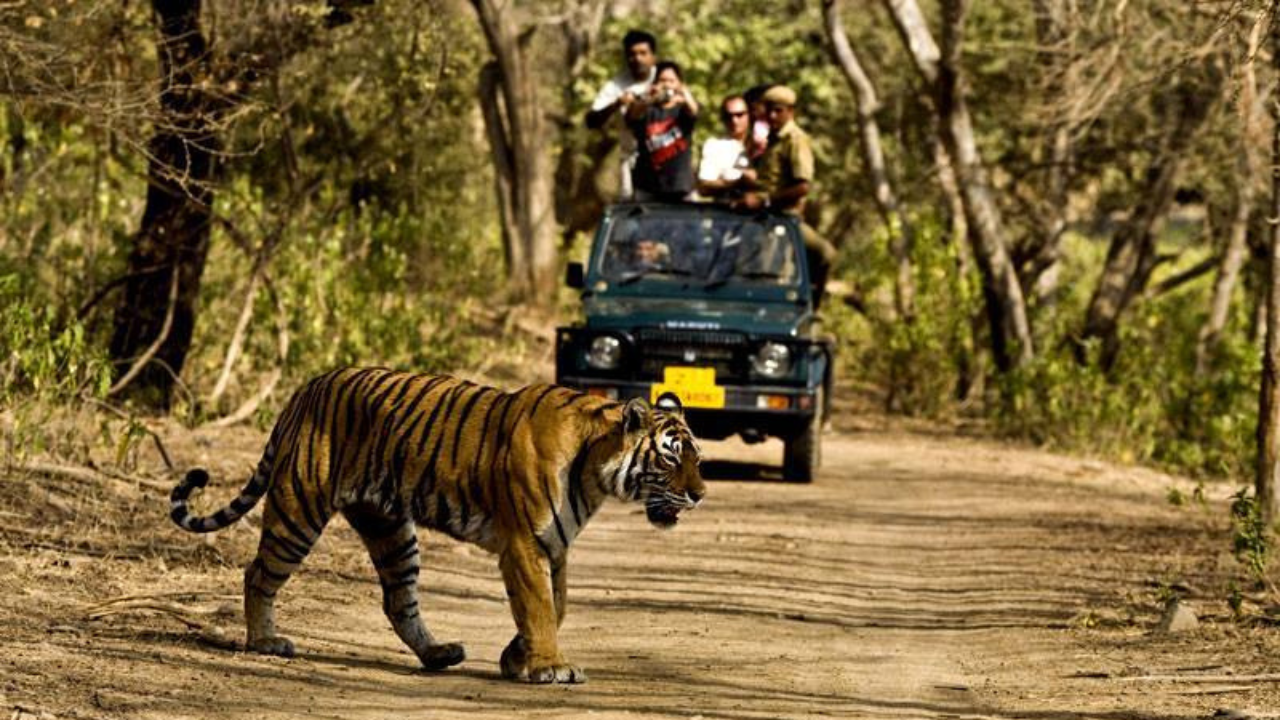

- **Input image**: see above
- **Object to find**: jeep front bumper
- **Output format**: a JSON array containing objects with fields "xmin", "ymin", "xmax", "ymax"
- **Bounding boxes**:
[{"xmin": 555, "ymin": 375, "xmax": 818, "ymax": 440}]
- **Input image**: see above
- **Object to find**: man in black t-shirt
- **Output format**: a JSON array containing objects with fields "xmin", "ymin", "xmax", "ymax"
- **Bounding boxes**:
[{"xmin": 626, "ymin": 60, "xmax": 700, "ymax": 202}]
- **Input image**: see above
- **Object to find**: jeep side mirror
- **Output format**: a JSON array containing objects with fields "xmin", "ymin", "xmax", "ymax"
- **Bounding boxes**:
[{"xmin": 565, "ymin": 262, "xmax": 585, "ymax": 289}]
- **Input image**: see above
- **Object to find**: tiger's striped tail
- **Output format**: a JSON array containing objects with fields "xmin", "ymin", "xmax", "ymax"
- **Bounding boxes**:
[{"xmin": 169, "ymin": 445, "xmax": 276, "ymax": 533}]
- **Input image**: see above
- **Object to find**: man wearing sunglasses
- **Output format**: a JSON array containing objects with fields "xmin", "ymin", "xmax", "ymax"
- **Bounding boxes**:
[{"xmin": 695, "ymin": 94, "xmax": 751, "ymax": 201}]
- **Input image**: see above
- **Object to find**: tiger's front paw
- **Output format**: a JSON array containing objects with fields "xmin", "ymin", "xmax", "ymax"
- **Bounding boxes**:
[
  {"xmin": 248, "ymin": 635, "xmax": 296, "ymax": 658},
  {"xmin": 499, "ymin": 636, "xmax": 587, "ymax": 684},
  {"xmin": 527, "ymin": 663, "xmax": 587, "ymax": 684}
]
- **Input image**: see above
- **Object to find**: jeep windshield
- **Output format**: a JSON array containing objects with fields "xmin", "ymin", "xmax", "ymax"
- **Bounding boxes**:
[{"xmin": 597, "ymin": 208, "xmax": 800, "ymax": 288}]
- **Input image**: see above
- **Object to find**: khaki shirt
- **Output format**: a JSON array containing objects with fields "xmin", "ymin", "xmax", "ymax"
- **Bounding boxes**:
[{"xmin": 754, "ymin": 120, "xmax": 814, "ymax": 215}]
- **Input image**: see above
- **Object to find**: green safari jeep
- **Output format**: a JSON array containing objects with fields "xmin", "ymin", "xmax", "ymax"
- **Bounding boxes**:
[{"xmin": 556, "ymin": 202, "xmax": 832, "ymax": 482}]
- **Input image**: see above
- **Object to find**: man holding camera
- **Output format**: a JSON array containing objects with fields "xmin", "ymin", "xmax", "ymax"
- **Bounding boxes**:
[
  {"xmin": 586, "ymin": 29, "xmax": 658, "ymax": 200},
  {"xmin": 625, "ymin": 60, "xmax": 700, "ymax": 202}
]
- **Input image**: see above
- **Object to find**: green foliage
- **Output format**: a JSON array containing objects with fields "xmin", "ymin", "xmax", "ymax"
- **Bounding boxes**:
[
  {"xmin": 1167, "ymin": 482, "xmax": 1208, "ymax": 508},
  {"xmin": 0, "ymin": 272, "xmax": 113, "ymax": 463},
  {"xmin": 837, "ymin": 213, "xmax": 980, "ymax": 414},
  {"xmin": 1227, "ymin": 579, "xmax": 1245, "ymax": 617},
  {"xmin": 826, "ymin": 205, "xmax": 1259, "ymax": 480},
  {"xmin": 3, "ymin": 0, "xmax": 515, "ymax": 430},
  {"xmin": 270, "ymin": 208, "xmax": 499, "ymax": 372},
  {"xmin": 169, "ymin": 6, "xmax": 510, "ymax": 420},
  {"xmin": 1229, "ymin": 489, "xmax": 1272, "ymax": 587},
  {"xmin": 995, "ymin": 266, "xmax": 1258, "ymax": 478},
  {"xmin": 113, "ymin": 416, "xmax": 152, "ymax": 472},
  {"xmin": 0, "ymin": 273, "xmax": 111, "ymax": 406}
]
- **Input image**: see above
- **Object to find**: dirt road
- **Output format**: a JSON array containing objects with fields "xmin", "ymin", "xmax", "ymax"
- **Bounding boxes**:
[{"xmin": 2, "ymin": 414, "xmax": 1278, "ymax": 719}]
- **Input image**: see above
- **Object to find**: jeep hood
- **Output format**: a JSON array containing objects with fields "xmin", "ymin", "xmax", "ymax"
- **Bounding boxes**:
[{"xmin": 583, "ymin": 295, "xmax": 809, "ymax": 335}]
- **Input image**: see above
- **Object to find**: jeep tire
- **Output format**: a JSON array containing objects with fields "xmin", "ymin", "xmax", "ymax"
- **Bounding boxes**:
[{"xmin": 783, "ymin": 386, "xmax": 823, "ymax": 483}]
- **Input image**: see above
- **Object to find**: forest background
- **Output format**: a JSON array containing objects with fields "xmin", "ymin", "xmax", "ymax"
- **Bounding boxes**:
[{"xmin": 3, "ymin": 0, "xmax": 1279, "ymax": 537}]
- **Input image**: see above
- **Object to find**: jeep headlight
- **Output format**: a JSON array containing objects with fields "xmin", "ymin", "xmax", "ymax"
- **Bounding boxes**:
[
  {"xmin": 751, "ymin": 342, "xmax": 792, "ymax": 378},
  {"xmin": 586, "ymin": 335, "xmax": 623, "ymax": 370}
]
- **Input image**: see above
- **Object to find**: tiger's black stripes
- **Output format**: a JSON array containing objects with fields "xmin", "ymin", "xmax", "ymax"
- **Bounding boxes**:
[
  {"xmin": 380, "ymin": 538, "xmax": 419, "ymax": 568},
  {"xmin": 328, "ymin": 367, "xmax": 383, "ymax": 508},
  {"xmin": 359, "ymin": 374, "xmax": 411, "ymax": 490},
  {"xmin": 523, "ymin": 385, "xmax": 561, "ymax": 427},
  {"xmin": 423, "ymin": 382, "xmax": 472, "ymax": 483},
  {"xmin": 418, "ymin": 382, "xmax": 470, "ymax": 493},
  {"xmin": 408, "ymin": 381, "xmax": 459, "ymax": 480},
  {"xmin": 266, "ymin": 490, "xmax": 315, "ymax": 550},
  {"xmin": 252, "ymin": 558, "xmax": 290, "ymax": 583},
  {"xmin": 303, "ymin": 368, "xmax": 336, "ymax": 506},
  {"xmin": 289, "ymin": 462, "xmax": 325, "ymax": 538},
  {"xmin": 621, "ymin": 443, "xmax": 642, "ymax": 499},
  {"xmin": 261, "ymin": 529, "xmax": 309, "ymax": 564},
  {"xmin": 448, "ymin": 388, "xmax": 496, "ymax": 525},
  {"xmin": 481, "ymin": 392, "xmax": 520, "ymax": 522},
  {"xmin": 387, "ymin": 376, "xmax": 452, "ymax": 490},
  {"xmin": 470, "ymin": 390, "xmax": 509, "ymax": 480},
  {"xmin": 566, "ymin": 440, "xmax": 594, "ymax": 526},
  {"xmin": 344, "ymin": 373, "xmax": 391, "ymax": 496},
  {"xmin": 169, "ymin": 368, "xmax": 704, "ymax": 682},
  {"xmin": 450, "ymin": 386, "xmax": 490, "ymax": 471},
  {"xmin": 555, "ymin": 391, "xmax": 592, "ymax": 410}
]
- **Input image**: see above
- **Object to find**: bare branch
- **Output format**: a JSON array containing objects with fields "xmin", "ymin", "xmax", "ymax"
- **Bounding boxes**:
[
  {"xmin": 208, "ymin": 254, "xmax": 267, "ymax": 405},
  {"xmin": 824, "ymin": 0, "xmax": 915, "ymax": 321},
  {"xmin": 107, "ymin": 266, "xmax": 179, "ymax": 397},
  {"xmin": 1147, "ymin": 255, "xmax": 1219, "ymax": 298},
  {"xmin": 201, "ymin": 273, "xmax": 289, "ymax": 429}
]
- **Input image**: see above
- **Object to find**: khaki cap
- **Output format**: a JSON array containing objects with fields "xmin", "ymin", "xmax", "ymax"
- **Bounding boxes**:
[{"xmin": 762, "ymin": 85, "xmax": 797, "ymax": 106}]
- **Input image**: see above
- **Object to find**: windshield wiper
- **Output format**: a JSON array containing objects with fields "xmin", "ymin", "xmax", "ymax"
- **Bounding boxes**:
[{"xmin": 617, "ymin": 267, "xmax": 693, "ymax": 285}]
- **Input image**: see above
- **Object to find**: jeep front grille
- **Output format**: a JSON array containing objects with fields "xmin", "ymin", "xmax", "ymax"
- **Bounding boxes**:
[{"xmin": 632, "ymin": 329, "xmax": 749, "ymax": 381}]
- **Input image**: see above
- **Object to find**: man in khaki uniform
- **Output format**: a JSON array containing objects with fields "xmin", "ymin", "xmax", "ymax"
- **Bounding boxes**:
[{"xmin": 739, "ymin": 85, "xmax": 837, "ymax": 307}]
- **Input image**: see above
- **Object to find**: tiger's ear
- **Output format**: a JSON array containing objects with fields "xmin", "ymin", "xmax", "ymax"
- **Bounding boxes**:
[
  {"xmin": 654, "ymin": 392, "xmax": 684, "ymax": 415},
  {"xmin": 622, "ymin": 397, "xmax": 650, "ymax": 433}
]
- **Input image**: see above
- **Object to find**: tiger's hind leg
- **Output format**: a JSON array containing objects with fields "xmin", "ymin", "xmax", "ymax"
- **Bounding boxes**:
[
  {"xmin": 244, "ymin": 490, "xmax": 331, "ymax": 658},
  {"xmin": 344, "ymin": 504, "xmax": 466, "ymax": 671}
]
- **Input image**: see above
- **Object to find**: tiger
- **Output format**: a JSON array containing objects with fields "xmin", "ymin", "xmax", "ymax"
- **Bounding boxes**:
[{"xmin": 169, "ymin": 367, "xmax": 705, "ymax": 684}]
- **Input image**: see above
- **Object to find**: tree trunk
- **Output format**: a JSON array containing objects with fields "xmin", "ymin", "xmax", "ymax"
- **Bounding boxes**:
[
  {"xmin": 882, "ymin": 0, "xmax": 1033, "ymax": 371},
  {"xmin": 1075, "ymin": 71, "xmax": 1214, "ymax": 370},
  {"xmin": 552, "ymin": 0, "xmax": 611, "ymax": 248},
  {"xmin": 479, "ymin": 61, "xmax": 525, "ymax": 281},
  {"xmin": 103, "ymin": 1, "xmax": 370, "ymax": 410},
  {"xmin": 1022, "ymin": 0, "xmax": 1072, "ymax": 301},
  {"xmin": 1198, "ymin": 11, "xmax": 1267, "ymax": 374},
  {"xmin": 934, "ymin": 134, "xmax": 983, "ymax": 402},
  {"xmin": 824, "ymin": 0, "xmax": 915, "ymax": 322},
  {"xmin": 108, "ymin": 0, "xmax": 216, "ymax": 410},
  {"xmin": 470, "ymin": 0, "xmax": 560, "ymax": 304},
  {"xmin": 1257, "ymin": 1, "xmax": 1280, "ymax": 526},
  {"xmin": 934, "ymin": 136, "xmax": 970, "ymax": 272},
  {"xmin": 1197, "ymin": 189, "xmax": 1254, "ymax": 373}
]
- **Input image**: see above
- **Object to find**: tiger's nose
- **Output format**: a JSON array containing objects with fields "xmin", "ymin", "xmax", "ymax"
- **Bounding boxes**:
[{"xmin": 686, "ymin": 488, "xmax": 704, "ymax": 506}]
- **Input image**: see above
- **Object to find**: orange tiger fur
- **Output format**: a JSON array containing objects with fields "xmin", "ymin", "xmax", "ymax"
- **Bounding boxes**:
[{"xmin": 169, "ymin": 367, "xmax": 704, "ymax": 683}]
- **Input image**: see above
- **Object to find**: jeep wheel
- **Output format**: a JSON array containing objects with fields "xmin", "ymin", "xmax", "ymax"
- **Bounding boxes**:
[{"xmin": 783, "ymin": 387, "xmax": 823, "ymax": 483}]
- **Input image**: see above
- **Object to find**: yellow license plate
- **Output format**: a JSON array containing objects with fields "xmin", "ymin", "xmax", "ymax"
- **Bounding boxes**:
[{"xmin": 651, "ymin": 366, "xmax": 725, "ymax": 409}]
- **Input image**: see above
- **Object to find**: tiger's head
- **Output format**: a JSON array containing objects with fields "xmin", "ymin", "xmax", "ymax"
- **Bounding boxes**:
[{"xmin": 611, "ymin": 393, "xmax": 705, "ymax": 529}]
